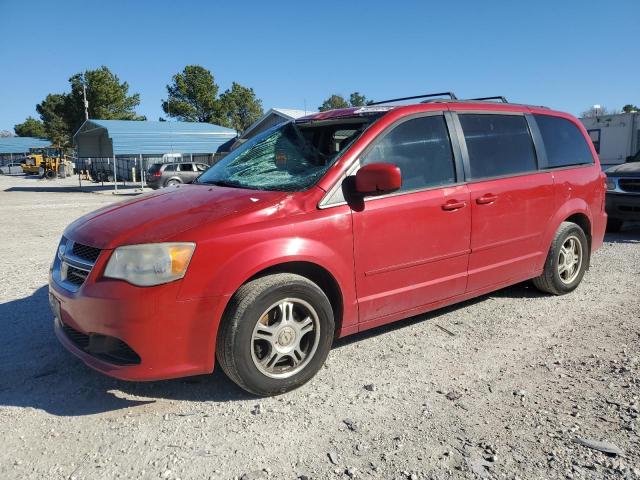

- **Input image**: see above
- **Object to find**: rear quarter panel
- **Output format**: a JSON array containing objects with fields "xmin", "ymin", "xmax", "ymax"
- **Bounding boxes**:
[{"xmin": 528, "ymin": 107, "xmax": 607, "ymax": 263}]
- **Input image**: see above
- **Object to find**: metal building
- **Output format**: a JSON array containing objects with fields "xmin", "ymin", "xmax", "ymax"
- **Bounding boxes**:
[
  {"xmin": 240, "ymin": 108, "xmax": 310, "ymax": 141},
  {"xmin": 0, "ymin": 136, "xmax": 51, "ymax": 164},
  {"xmin": 73, "ymin": 119, "xmax": 237, "ymax": 181}
]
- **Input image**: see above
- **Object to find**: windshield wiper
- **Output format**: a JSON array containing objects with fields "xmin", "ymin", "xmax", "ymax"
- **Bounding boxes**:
[{"xmin": 197, "ymin": 179, "xmax": 243, "ymax": 188}]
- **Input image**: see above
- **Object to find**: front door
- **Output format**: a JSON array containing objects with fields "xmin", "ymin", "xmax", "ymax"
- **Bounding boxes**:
[{"xmin": 351, "ymin": 114, "xmax": 471, "ymax": 327}]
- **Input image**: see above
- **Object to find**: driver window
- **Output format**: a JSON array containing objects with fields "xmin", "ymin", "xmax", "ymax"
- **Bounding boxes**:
[{"xmin": 360, "ymin": 115, "xmax": 456, "ymax": 193}]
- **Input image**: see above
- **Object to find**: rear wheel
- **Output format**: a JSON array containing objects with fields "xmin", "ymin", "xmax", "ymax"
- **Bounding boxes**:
[
  {"xmin": 606, "ymin": 218, "xmax": 623, "ymax": 233},
  {"xmin": 216, "ymin": 273, "xmax": 334, "ymax": 396},
  {"xmin": 533, "ymin": 222, "xmax": 589, "ymax": 295},
  {"xmin": 165, "ymin": 179, "xmax": 180, "ymax": 187}
]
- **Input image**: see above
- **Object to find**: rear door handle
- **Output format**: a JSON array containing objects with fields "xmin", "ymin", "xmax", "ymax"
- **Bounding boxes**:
[
  {"xmin": 441, "ymin": 200, "xmax": 467, "ymax": 211},
  {"xmin": 476, "ymin": 194, "xmax": 498, "ymax": 205}
]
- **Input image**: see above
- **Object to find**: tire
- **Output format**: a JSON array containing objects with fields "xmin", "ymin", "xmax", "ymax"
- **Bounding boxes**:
[
  {"xmin": 165, "ymin": 179, "xmax": 180, "ymax": 187},
  {"xmin": 606, "ymin": 218, "xmax": 623, "ymax": 233},
  {"xmin": 216, "ymin": 273, "xmax": 335, "ymax": 396},
  {"xmin": 532, "ymin": 222, "xmax": 589, "ymax": 295},
  {"xmin": 44, "ymin": 169, "xmax": 56, "ymax": 180}
]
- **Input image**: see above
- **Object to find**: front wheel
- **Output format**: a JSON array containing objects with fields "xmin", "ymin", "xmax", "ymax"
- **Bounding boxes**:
[
  {"xmin": 532, "ymin": 222, "xmax": 589, "ymax": 295},
  {"xmin": 216, "ymin": 273, "xmax": 335, "ymax": 396}
]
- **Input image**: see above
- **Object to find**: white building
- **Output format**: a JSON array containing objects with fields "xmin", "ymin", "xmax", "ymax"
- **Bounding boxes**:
[{"xmin": 580, "ymin": 112, "xmax": 640, "ymax": 169}]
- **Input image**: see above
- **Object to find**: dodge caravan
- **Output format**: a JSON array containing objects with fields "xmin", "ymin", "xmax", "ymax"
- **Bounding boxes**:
[{"xmin": 49, "ymin": 93, "xmax": 607, "ymax": 395}]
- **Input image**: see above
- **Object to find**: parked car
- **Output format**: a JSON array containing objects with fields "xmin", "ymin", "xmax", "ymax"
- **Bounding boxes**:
[
  {"xmin": 49, "ymin": 93, "xmax": 607, "ymax": 396},
  {"xmin": 146, "ymin": 162, "xmax": 209, "ymax": 189},
  {"xmin": 0, "ymin": 161, "xmax": 25, "ymax": 175},
  {"xmin": 604, "ymin": 157, "xmax": 640, "ymax": 231}
]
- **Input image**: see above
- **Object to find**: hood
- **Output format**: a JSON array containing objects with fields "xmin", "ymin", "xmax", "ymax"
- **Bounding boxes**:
[
  {"xmin": 65, "ymin": 185, "xmax": 286, "ymax": 249},
  {"xmin": 606, "ymin": 162, "xmax": 640, "ymax": 177}
]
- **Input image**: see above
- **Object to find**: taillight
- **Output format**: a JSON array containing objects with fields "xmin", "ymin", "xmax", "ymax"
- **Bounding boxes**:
[{"xmin": 152, "ymin": 171, "xmax": 161, "ymax": 177}]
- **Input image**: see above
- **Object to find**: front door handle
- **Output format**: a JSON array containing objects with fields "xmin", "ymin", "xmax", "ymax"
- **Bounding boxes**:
[
  {"xmin": 476, "ymin": 194, "xmax": 498, "ymax": 205},
  {"xmin": 442, "ymin": 200, "xmax": 467, "ymax": 211}
]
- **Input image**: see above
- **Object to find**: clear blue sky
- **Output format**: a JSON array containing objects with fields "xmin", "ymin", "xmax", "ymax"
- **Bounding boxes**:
[{"xmin": 1, "ymin": 0, "xmax": 638, "ymax": 132}]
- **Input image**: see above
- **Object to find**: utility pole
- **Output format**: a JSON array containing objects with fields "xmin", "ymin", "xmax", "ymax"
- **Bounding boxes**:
[{"xmin": 82, "ymin": 84, "xmax": 89, "ymax": 121}]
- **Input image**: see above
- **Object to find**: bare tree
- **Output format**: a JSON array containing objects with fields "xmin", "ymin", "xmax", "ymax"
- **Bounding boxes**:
[{"xmin": 580, "ymin": 105, "xmax": 613, "ymax": 118}]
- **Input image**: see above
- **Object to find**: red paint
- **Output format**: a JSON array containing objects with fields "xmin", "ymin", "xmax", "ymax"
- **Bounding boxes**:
[
  {"xmin": 355, "ymin": 163, "xmax": 402, "ymax": 193},
  {"xmin": 50, "ymin": 101, "xmax": 606, "ymax": 381}
]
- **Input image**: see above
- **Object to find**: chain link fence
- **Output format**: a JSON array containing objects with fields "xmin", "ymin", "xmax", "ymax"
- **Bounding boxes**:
[{"xmin": 73, "ymin": 153, "xmax": 224, "ymax": 193}]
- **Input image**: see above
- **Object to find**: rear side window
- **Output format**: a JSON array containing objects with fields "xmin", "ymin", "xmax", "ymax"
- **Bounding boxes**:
[
  {"xmin": 164, "ymin": 164, "xmax": 176, "ymax": 172},
  {"xmin": 535, "ymin": 115, "xmax": 594, "ymax": 168},
  {"xmin": 360, "ymin": 115, "xmax": 456, "ymax": 192},
  {"xmin": 459, "ymin": 114, "xmax": 537, "ymax": 179}
]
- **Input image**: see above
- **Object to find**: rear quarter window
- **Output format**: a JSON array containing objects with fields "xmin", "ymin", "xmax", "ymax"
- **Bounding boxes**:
[
  {"xmin": 534, "ymin": 114, "xmax": 594, "ymax": 168},
  {"xmin": 459, "ymin": 114, "xmax": 537, "ymax": 179}
]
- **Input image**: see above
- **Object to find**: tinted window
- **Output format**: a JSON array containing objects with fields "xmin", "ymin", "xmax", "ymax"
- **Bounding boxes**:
[
  {"xmin": 360, "ymin": 115, "xmax": 456, "ymax": 192},
  {"xmin": 535, "ymin": 115, "xmax": 594, "ymax": 168},
  {"xmin": 459, "ymin": 114, "xmax": 537, "ymax": 179},
  {"xmin": 163, "ymin": 164, "xmax": 176, "ymax": 172},
  {"xmin": 178, "ymin": 163, "xmax": 194, "ymax": 172}
]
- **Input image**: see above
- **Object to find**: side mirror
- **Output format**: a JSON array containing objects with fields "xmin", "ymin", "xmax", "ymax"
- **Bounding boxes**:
[{"xmin": 354, "ymin": 163, "xmax": 402, "ymax": 195}]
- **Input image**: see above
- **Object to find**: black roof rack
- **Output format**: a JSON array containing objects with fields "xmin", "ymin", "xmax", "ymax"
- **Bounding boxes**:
[
  {"xmin": 469, "ymin": 96, "xmax": 509, "ymax": 103},
  {"xmin": 369, "ymin": 92, "xmax": 458, "ymax": 105}
]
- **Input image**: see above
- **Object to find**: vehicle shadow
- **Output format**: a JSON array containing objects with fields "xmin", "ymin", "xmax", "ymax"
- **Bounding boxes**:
[
  {"xmin": 0, "ymin": 286, "xmax": 251, "ymax": 417},
  {"xmin": 604, "ymin": 222, "xmax": 640, "ymax": 244}
]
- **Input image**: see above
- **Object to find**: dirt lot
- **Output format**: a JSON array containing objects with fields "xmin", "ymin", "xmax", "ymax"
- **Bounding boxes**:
[{"xmin": 0, "ymin": 173, "xmax": 638, "ymax": 480}]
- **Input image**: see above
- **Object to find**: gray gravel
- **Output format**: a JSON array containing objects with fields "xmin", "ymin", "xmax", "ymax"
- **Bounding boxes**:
[{"xmin": 0, "ymin": 174, "xmax": 639, "ymax": 479}]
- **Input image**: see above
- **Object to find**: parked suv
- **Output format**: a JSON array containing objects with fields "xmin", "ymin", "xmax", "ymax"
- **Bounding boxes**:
[
  {"xmin": 146, "ymin": 162, "xmax": 209, "ymax": 189},
  {"xmin": 49, "ymin": 93, "xmax": 606, "ymax": 396},
  {"xmin": 604, "ymin": 156, "xmax": 640, "ymax": 231}
]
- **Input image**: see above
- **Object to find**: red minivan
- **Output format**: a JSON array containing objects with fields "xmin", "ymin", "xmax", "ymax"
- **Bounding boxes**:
[{"xmin": 49, "ymin": 94, "xmax": 607, "ymax": 395}]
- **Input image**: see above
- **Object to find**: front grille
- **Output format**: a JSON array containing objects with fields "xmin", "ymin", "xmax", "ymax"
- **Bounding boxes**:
[
  {"xmin": 61, "ymin": 321, "xmax": 141, "ymax": 365},
  {"xmin": 619, "ymin": 179, "xmax": 640, "ymax": 193},
  {"xmin": 66, "ymin": 266, "xmax": 89, "ymax": 285},
  {"xmin": 54, "ymin": 239, "xmax": 101, "ymax": 291},
  {"xmin": 619, "ymin": 205, "xmax": 640, "ymax": 213},
  {"xmin": 72, "ymin": 243, "xmax": 102, "ymax": 262}
]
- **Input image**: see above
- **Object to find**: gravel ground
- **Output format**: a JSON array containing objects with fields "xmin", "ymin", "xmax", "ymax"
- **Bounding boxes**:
[{"xmin": 0, "ymin": 173, "xmax": 638, "ymax": 480}]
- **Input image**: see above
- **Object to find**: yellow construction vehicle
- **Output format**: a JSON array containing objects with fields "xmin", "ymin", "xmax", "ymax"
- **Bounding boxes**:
[{"xmin": 21, "ymin": 147, "xmax": 72, "ymax": 179}]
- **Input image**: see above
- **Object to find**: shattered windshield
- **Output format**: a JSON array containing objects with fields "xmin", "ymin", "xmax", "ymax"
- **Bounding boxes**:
[{"xmin": 196, "ymin": 119, "xmax": 373, "ymax": 191}]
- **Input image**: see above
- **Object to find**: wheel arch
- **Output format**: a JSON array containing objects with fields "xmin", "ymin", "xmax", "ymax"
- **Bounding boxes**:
[
  {"xmin": 165, "ymin": 176, "xmax": 183, "ymax": 186},
  {"xmin": 225, "ymin": 260, "xmax": 345, "ymax": 339},
  {"xmin": 538, "ymin": 199, "xmax": 593, "ymax": 271},
  {"xmin": 253, "ymin": 262, "xmax": 344, "ymax": 337},
  {"xmin": 564, "ymin": 212, "xmax": 592, "ymax": 252}
]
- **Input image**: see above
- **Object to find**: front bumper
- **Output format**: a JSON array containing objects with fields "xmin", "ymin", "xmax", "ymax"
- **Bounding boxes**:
[
  {"xmin": 606, "ymin": 192, "xmax": 640, "ymax": 221},
  {"xmin": 49, "ymin": 271, "xmax": 224, "ymax": 381}
]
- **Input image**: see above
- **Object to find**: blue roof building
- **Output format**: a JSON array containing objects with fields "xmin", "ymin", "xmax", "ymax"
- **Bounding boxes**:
[
  {"xmin": 74, "ymin": 119, "xmax": 237, "ymax": 157},
  {"xmin": 0, "ymin": 137, "xmax": 51, "ymax": 161}
]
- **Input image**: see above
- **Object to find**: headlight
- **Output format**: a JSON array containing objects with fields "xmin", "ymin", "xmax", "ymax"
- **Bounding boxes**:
[
  {"xmin": 606, "ymin": 178, "xmax": 617, "ymax": 190},
  {"xmin": 104, "ymin": 243, "xmax": 195, "ymax": 286}
]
